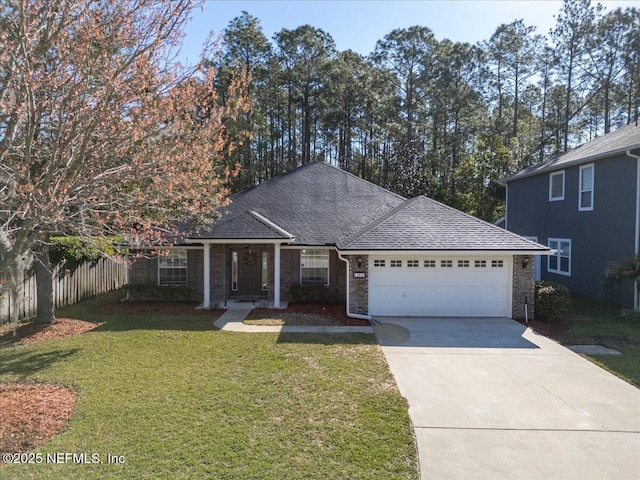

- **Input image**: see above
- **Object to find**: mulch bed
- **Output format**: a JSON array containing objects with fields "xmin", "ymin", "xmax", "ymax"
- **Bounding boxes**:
[
  {"xmin": 0, "ymin": 318, "xmax": 100, "ymax": 347},
  {"xmin": 515, "ymin": 317, "xmax": 570, "ymax": 342},
  {"xmin": 278, "ymin": 302, "xmax": 370, "ymax": 326},
  {"xmin": 0, "ymin": 382, "xmax": 76, "ymax": 455}
]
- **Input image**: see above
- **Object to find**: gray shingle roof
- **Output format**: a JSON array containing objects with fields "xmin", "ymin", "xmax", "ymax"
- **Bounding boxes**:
[
  {"xmin": 189, "ymin": 162, "xmax": 548, "ymax": 252},
  {"xmin": 340, "ymin": 196, "xmax": 550, "ymax": 251},
  {"xmin": 190, "ymin": 162, "xmax": 405, "ymax": 244},
  {"xmin": 197, "ymin": 210, "xmax": 293, "ymax": 240},
  {"xmin": 503, "ymin": 123, "xmax": 640, "ymax": 183}
]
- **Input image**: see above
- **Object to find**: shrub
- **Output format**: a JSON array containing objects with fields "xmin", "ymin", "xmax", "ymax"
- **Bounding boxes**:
[
  {"xmin": 535, "ymin": 281, "xmax": 571, "ymax": 320},
  {"xmin": 49, "ymin": 236, "xmax": 119, "ymax": 266},
  {"xmin": 289, "ymin": 283, "xmax": 338, "ymax": 303}
]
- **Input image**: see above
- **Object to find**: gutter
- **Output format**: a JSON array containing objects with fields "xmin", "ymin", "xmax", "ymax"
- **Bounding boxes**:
[
  {"xmin": 628, "ymin": 148, "xmax": 640, "ymax": 310},
  {"xmin": 502, "ymin": 143, "xmax": 640, "ymax": 184},
  {"xmin": 336, "ymin": 250, "xmax": 372, "ymax": 322}
]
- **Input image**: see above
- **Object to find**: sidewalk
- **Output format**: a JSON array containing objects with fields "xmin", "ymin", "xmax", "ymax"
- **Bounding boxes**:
[{"xmin": 213, "ymin": 307, "xmax": 374, "ymax": 334}]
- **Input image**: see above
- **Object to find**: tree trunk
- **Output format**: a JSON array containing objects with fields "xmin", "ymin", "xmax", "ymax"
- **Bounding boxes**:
[
  {"xmin": 34, "ymin": 245, "xmax": 56, "ymax": 324},
  {"xmin": 5, "ymin": 261, "xmax": 24, "ymax": 326}
]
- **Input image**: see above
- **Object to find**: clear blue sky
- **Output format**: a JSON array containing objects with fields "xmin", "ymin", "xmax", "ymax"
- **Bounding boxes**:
[{"xmin": 177, "ymin": 0, "xmax": 638, "ymax": 65}]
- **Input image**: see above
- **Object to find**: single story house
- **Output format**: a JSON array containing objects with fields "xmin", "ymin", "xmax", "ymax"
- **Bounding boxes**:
[{"xmin": 129, "ymin": 162, "xmax": 550, "ymax": 319}]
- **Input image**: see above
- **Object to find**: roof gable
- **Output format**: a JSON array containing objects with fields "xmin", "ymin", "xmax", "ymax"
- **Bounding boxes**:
[
  {"xmin": 504, "ymin": 123, "xmax": 640, "ymax": 183},
  {"xmin": 340, "ymin": 195, "xmax": 549, "ymax": 251},
  {"xmin": 191, "ymin": 162, "xmax": 405, "ymax": 244}
]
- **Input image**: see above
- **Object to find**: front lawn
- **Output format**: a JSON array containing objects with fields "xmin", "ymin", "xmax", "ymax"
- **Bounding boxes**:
[
  {"xmin": 0, "ymin": 294, "xmax": 418, "ymax": 479},
  {"xmin": 531, "ymin": 296, "xmax": 640, "ymax": 387}
]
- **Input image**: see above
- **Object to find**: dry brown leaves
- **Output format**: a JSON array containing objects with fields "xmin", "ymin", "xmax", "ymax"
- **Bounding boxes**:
[
  {"xmin": 0, "ymin": 382, "xmax": 76, "ymax": 455},
  {"xmin": 0, "ymin": 318, "xmax": 100, "ymax": 346}
]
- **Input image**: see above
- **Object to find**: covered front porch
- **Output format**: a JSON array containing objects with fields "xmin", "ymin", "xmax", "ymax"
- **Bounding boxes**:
[{"xmin": 189, "ymin": 241, "xmax": 349, "ymax": 312}]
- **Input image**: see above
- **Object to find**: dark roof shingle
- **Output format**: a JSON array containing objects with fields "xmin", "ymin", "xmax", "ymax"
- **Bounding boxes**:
[
  {"xmin": 503, "ymin": 123, "xmax": 640, "ymax": 183},
  {"xmin": 340, "ymin": 196, "xmax": 549, "ymax": 251},
  {"xmin": 190, "ymin": 162, "xmax": 405, "ymax": 244}
]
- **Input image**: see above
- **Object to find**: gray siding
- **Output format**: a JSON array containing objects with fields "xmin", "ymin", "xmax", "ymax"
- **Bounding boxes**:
[{"xmin": 506, "ymin": 154, "xmax": 637, "ymax": 307}]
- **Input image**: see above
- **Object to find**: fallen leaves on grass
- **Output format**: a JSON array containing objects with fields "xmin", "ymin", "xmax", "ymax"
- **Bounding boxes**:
[{"xmin": 0, "ymin": 382, "xmax": 76, "ymax": 455}]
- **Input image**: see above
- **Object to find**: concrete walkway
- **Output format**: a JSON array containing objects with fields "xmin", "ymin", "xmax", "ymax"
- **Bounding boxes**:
[
  {"xmin": 213, "ymin": 307, "xmax": 374, "ymax": 334},
  {"xmin": 374, "ymin": 317, "xmax": 640, "ymax": 480}
]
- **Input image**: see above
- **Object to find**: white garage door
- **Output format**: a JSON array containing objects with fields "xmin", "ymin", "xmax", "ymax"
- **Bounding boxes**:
[{"xmin": 368, "ymin": 256, "xmax": 511, "ymax": 317}]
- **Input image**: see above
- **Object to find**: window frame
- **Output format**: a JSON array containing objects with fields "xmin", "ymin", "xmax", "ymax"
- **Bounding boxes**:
[
  {"xmin": 158, "ymin": 249, "xmax": 188, "ymax": 286},
  {"xmin": 548, "ymin": 238, "xmax": 571, "ymax": 276},
  {"xmin": 300, "ymin": 249, "xmax": 330, "ymax": 286},
  {"xmin": 578, "ymin": 164, "xmax": 594, "ymax": 211},
  {"xmin": 549, "ymin": 170, "xmax": 565, "ymax": 201}
]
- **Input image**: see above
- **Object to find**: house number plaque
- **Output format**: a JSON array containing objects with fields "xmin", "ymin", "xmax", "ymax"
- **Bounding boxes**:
[{"xmin": 353, "ymin": 272, "xmax": 366, "ymax": 278}]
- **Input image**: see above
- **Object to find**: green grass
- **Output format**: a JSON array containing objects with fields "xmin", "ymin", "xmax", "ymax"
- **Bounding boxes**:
[
  {"xmin": 561, "ymin": 296, "xmax": 640, "ymax": 387},
  {"xmin": 0, "ymin": 293, "xmax": 418, "ymax": 479}
]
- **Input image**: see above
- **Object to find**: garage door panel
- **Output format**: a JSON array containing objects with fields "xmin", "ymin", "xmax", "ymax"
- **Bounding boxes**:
[{"xmin": 368, "ymin": 257, "xmax": 511, "ymax": 317}]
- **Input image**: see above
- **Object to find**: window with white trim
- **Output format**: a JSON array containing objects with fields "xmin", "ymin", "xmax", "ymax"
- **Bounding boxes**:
[
  {"xmin": 475, "ymin": 260, "xmax": 487, "ymax": 268},
  {"xmin": 458, "ymin": 260, "xmax": 470, "ymax": 268},
  {"xmin": 407, "ymin": 260, "xmax": 420, "ymax": 268},
  {"xmin": 390, "ymin": 259, "xmax": 402, "ymax": 268},
  {"xmin": 158, "ymin": 250, "xmax": 187, "ymax": 286},
  {"xmin": 424, "ymin": 260, "xmax": 436, "ymax": 268},
  {"xmin": 549, "ymin": 170, "xmax": 565, "ymax": 201},
  {"xmin": 373, "ymin": 259, "xmax": 386, "ymax": 267},
  {"xmin": 441, "ymin": 260, "xmax": 453, "ymax": 268},
  {"xmin": 579, "ymin": 164, "xmax": 594, "ymax": 211},
  {"xmin": 491, "ymin": 260, "xmax": 504, "ymax": 268},
  {"xmin": 548, "ymin": 238, "xmax": 571, "ymax": 275},
  {"xmin": 300, "ymin": 250, "xmax": 329, "ymax": 285}
]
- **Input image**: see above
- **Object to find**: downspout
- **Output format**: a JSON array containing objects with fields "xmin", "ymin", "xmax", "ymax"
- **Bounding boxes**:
[
  {"xmin": 337, "ymin": 250, "xmax": 372, "ymax": 321},
  {"xmin": 628, "ymin": 149, "xmax": 640, "ymax": 310}
]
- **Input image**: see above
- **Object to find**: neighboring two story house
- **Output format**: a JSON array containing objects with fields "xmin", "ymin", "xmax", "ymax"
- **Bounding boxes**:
[{"xmin": 502, "ymin": 123, "xmax": 640, "ymax": 309}]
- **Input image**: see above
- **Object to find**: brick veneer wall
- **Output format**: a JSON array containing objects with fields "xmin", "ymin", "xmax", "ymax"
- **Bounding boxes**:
[
  {"xmin": 512, "ymin": 255, "xmax": 535, "ymax": 320},
  {"xmin": 278, "ymin": 248, "xmax": 348, "ymax": 302},
  {"xmin": 129, "ymin": 249, "xmax": 202, "ymax": 301},
  {"xmin": 348, "ymin": 255, "xmax": 368, "ymax": 315}
]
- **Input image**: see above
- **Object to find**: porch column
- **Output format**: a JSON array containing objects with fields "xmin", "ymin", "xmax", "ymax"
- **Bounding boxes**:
[
  {"xmin": 273, "ymin": 242, "xmax": 281, "ymax": 308},
  {"xmin": 203, "ymin": 244, "xmax": 211, "ymax": 308}
]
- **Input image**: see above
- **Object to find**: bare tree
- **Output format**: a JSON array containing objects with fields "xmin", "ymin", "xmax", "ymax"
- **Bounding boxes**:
[{"xmin": 0, "ymin": 0, "xmax": 249, "ymax": 323}]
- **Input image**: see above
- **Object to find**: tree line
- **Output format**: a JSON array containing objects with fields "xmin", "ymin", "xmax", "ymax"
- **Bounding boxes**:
[{"xmin": 213, "ymin": 0, "xmax": 640, "ymax": 221}]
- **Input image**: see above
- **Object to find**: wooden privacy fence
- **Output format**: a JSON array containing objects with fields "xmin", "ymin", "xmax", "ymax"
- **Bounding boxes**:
[{"xmin": 0, "ymin": 257, "xmax": 128, "ymax": 324}]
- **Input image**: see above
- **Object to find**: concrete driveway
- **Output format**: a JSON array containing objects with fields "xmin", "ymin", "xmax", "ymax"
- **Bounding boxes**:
[{"xmin": 373, "ymin": 317, "xmax": 640, "ymax": 480}]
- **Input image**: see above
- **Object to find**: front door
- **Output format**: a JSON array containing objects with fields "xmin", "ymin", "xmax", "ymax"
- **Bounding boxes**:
[{"xmin": 233, "ymin": 248, "xmax": 264, "ymax": 296}]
